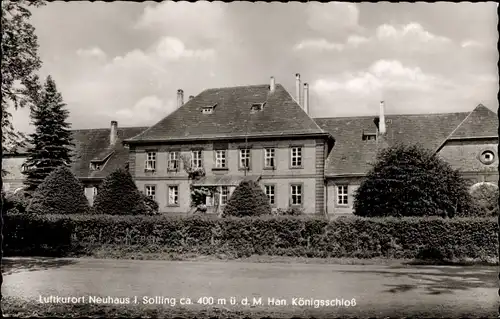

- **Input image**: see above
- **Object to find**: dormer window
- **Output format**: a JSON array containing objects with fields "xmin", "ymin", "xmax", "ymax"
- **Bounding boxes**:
[
  {"xmin": 250, "ymin": 102, "xmax": 265, "ymax": 113},
  {"xmin": 201, "ymin": 104, "xmax": 217, "ymax": 114},
  {"xmin": 90, "ymin": 162, "xmax": 102, "ymax": 171},
  {"xmin": 362, "ymin": 133, "xmax": 377, "ymax": 141}
]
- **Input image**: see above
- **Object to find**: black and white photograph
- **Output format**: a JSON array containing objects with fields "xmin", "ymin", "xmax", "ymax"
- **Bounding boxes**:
[{"xmin": 1, "ymin": 1, "xmax": 498, "ymax": 318}]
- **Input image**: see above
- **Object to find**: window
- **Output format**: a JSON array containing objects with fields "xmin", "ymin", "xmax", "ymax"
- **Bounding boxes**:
[
  {"xmin": 168, "ymin": 185, "xmax": 179, "ymax": 205},
  {"xmin": 290, "ymin": 147, "xmax": 302, "ymax": 168},
  {"xmin": 362, "ymin": 133, "xmax": 377, "ymax": 141},
  {"xmin": 239, "ymin": 149, "xmax": 251, "ymax": 170},
  {"xmin": 201, "ymin": 104, "xmax": 217, "ymax": 114},
  {"xmin": 250, "ymin": 103, "xmax": 265, "ymax": 113},
  {"xmin": 264, "ymin": 148, "xmax": 275, "ymax": 168},
  {"xmin": 264, "ymin": 185, "xmax": 275, "ymax": 205},
  {"xmin": 93, "ymin": 187, "xmax": 98, "ymax": 197},
  {"xmin": 145, "ymin": 152, "xmax": 156, "ymax": 171},
  {"xmin": 337, "ymin": 185, "xmax": 348, "ymax": 205},
  {"xmin": 191, "ymin": 150, "xmax": 203, "ymax": 168},
  {"xmin": 90, "ymin": 163, "xmax": 101, "ymax": 171},
  {"xmin": 21, "ymin": 164, "xmax": 29, "ymax": 173},
  {"xmin": 145, "ymin": 185, "xmax": 156, "ymax": 200},
  {"xmin": 480, "ymin": 150, "xmax": 495, "ymax": 165},
  {"xmin": 215, "ymin": 150, "xmax": 227, "ymax": 168},
  {"xmin": 290, "ymin": 184, "xmax": 302, "ymax": 205},
  {"xmin": 168, "ymin": 152, "xmax": 179, "ymax": 171},
  {"xmin": 220, "ymin": 186, "xmax": 229, "ymax": 206}
]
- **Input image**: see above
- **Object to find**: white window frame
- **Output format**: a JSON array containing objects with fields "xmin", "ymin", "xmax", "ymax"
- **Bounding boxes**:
[
  {"xmin": 264, "ymin": 148, "xmax": 275, "ymax": 168},
  {"xmin": 337, "ymin": 185, "xmax": 348, "ymax": 205},
  {"xmin": 191, "ymin": 150, "xmax": 203, "ymax": 169},
  {"xmin": 93, "ymin": 187, "xmax": 98, "ymax": 197},
  {"xmin": 220, "ymin": 186, "xmax": 229, "ymax": 206},
  {"xmin": 168, "ymin": 185, "xmax": 179, "ymax": 205},
  {"xmin": 215, "ymin": 150, "xmax": 227, "ymax": 168},
  {"xmin": 290, "ymin": 184, "xmax": 302, "ymax": 205},
  {"xmin": 239, "ymin": 149, "xmax": 251, "ymax": 170},
  {"xmin": 168, "ymin": 151, "xmax": 179, "ymax": 171},
  {"xmin": 264, "ymin": 185, "xmax": 275, "ymax": 205},
  {"xmin": 145, "ymin": 185, "xmax": 156, "ymax": 200},
  {"xmin": 290, "ymin": 147, "xmax": 302, "ymax": 168},
  {"xmin": 145, "ymin": 152, "xmax": 157, "ymax": 171}
]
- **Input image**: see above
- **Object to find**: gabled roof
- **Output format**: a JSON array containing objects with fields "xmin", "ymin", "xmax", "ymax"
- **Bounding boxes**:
[
  {"xmin": 448, "ymin": 104, "xmax": 497, "ymax": 139},
  {"xmin": 70, "ymin": 126, "xmax": 147, "ymax": 179},
  {"xmin": 315, "ymin": 111, "xmax": 470, "ymax": 176},
  {"xmin": 128, "ymin": 84, "xmax": 327, "ymax": 143}
]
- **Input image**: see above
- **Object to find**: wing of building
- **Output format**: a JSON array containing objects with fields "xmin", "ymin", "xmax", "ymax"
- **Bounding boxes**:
[{"xmin": 2, "ymin": 75, "xmax": 498, "ymax": 215}]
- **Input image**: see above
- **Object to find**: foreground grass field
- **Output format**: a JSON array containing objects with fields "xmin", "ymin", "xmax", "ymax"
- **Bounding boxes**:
[{"xmin": 2, "ymin": 296, "xmax": 495, "ymax": 318}]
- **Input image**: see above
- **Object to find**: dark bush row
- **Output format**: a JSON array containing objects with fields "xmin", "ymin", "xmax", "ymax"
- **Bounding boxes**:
[{"xmin": 4, "ymin": 213, "xmax": 497, "ymax": 260}]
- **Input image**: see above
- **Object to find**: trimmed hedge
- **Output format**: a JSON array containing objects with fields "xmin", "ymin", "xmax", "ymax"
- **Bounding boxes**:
[{"xmin": 3, "ymin": 213, "xmax": 497, "ymax": 260}]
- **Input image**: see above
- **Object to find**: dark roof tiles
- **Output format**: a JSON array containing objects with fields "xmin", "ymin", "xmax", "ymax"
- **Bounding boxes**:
[{"xmin": 129, "ymin": 84, "xmax": 325, "ymax": 142}]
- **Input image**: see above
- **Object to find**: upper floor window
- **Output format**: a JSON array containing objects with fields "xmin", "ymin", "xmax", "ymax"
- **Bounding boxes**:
[
  {"xmin": 145, "ymin": 152, "xmax": 156, "ymax": 171},
  {"xmin": 264, "ymin": 148, "xmax": 275, "ymax": 168},
  {"xmin": 337, "ymin": 185, "xmax": 348, "ymax": 205},
  {"xmin": 264, "ymin": 185, "xmax": 275, "ymax": 205},
  {"xmin": 191, "ymin": 150, "xmax": 203, "ymax": 169},
  {"xmin": 145, "ymin": 185, "xmax": 156, "ymax": 200},
  {"xmin": 290, "ymin": 184, "xmax": 302, "ymax": 205},
  {"xmin": 239, "ymin": 149, "xmax": 251, "ymax": 170},
  {"xmin": 290, "ymin": 147, "xmax": 302, "ymax": 168},
  {"xmin": 168, "ymin": 151, "xmax": 180, "ymax": 171},
  {"xmin": 215, "ymin": 150, "xmax": 227, "ymax": 168}
]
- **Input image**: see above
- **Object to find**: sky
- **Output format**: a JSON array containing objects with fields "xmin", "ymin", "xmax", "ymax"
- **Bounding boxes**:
[{"xmin": 11, "ymin": 1, "xmax": 499, "ymax": 133}]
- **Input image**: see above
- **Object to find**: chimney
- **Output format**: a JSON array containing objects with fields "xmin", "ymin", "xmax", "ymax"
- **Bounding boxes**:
[
  {"xmin": 295, "ymin": 73, "xmax": 302, "ymax": 106},
  {"xmin": 270, "ymin": 76, "xmax": 276, "ymax": 93},
  {"xmin": 189, "ymin": 95, "xmax": 194, "ymax": 101},
  {"xmin": 177, "ymin": 89, "xmax": 184, "ymax": 108},
  {"xmin": 379, "ymin": 101, "xmax": 386, "ymax": 135},
  {"xmin": 303, "ymin": 83, "xmax": 309, "ymax": 114},
  {"xmin": 110, "ymin": 121, "xmax": 118, "ymax": 146}
]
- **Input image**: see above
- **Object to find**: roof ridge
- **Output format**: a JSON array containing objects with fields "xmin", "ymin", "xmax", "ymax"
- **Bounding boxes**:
[
  {"xmin": 314, "ymin": 111, "xmax": 469, "ymax": 121},
  {"xmin": 71, "ymin": 126, "xmax": 148, "ymax": 132},
  {"xmin": 203, "ymin": 83, "xmax": 271, "ymax": 92}
]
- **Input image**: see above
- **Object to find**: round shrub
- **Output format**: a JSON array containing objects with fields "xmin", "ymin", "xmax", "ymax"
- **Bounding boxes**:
[
  {"xmin": 222, "ymin": 180, "xmax": 271, "ymax": 217},
  {"xmin": 469, "ymin": 182, "xmax": 498, "ymax": 216},
  {"xmin": 93, "ymin": 168, "xmax": 147, "ymax": 215},
  {"xmin": 353, "ymin": 143, "xmax": 479, "ymax": 218},
  {"xmin": 27, "ymin": 166, "xmax": 90, "ymax": 215}
]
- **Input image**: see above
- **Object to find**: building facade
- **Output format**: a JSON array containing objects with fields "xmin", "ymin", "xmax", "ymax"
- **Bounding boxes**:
[{"xmin": 2, "ymin": 75, "xmax": 498, "ymax": 215}]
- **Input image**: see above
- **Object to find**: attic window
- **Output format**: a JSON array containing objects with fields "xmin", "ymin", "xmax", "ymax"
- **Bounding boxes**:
[
  {"xmin": 201, "ymin": 104, "xmax": 217, "ymax": 114},
  {"xmin": 362, "ymin": 133, "xmax": 377, "ymax": 141},
  {"xmin": 250, "ymin": 102, "xmax": 266, "ymax": 113},
  {"xmin": 90, "ymin": 163, "xmax": 102, "ymax": 171}
]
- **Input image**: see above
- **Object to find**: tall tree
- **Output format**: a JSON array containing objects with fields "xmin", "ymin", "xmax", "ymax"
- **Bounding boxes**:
[
  {"xmin": 23, "ymin": 76, "xmax": 74, "ymax": 192},
  {"xmin": 1, "ymin": 0, "xmax": 45, "ymax": 176}
]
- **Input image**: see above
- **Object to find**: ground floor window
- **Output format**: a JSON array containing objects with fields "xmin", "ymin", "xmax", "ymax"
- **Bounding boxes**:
[
  {"xmin": 145, "ymin": 185, "xmax": 156, "ymax": 200},
  {"xmin": 168, "ymin": 185, "xmax": 179, "ymax": 205},
  {"xmin": 264, "ymin": 185, "xmax": 275, "ymax": 205},
  {"xmin": 220, "ymin": 186, "xmax": 229, "ymax": 206},
  {"xmin": 337, "ymin": 185, "xmax": 348, "ymax": 205},
  {"xmin": 290, "ymin": 184, "xmax": 302, "ymax": 205}
]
